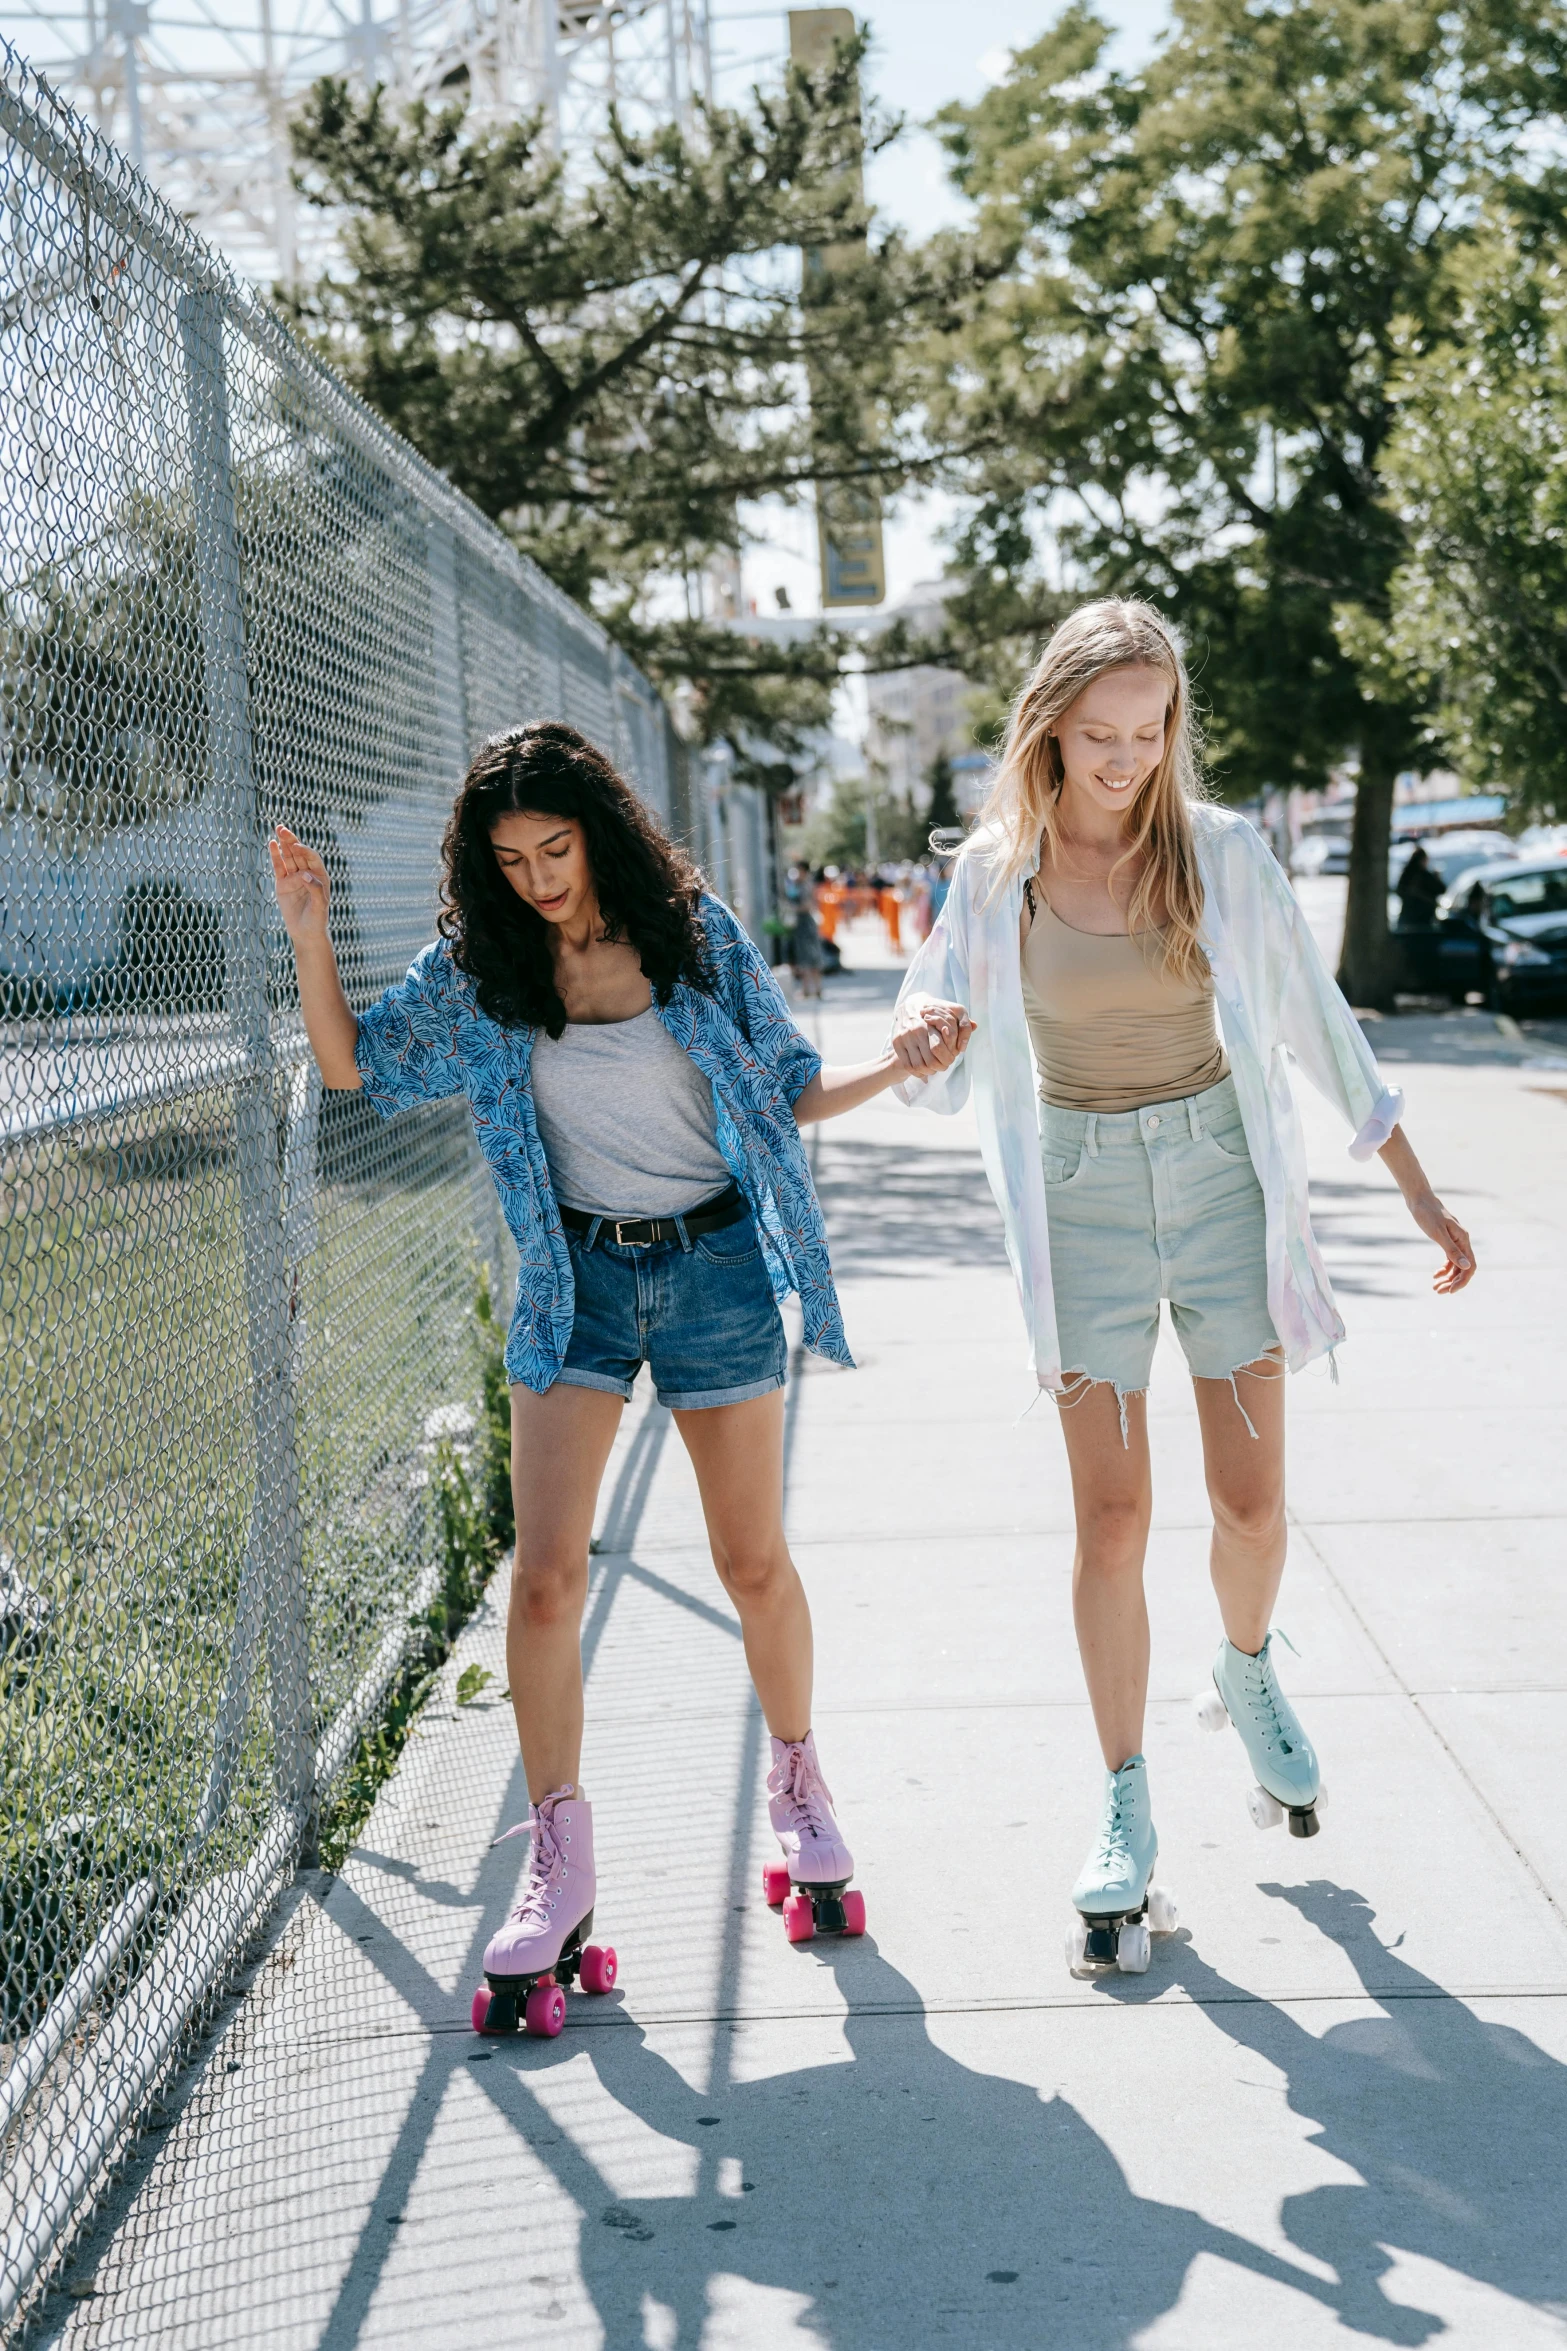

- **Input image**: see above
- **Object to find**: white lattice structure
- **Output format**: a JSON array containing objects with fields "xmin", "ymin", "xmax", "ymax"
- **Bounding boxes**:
[{"xmin": 0, "ymin": 0, "xmax": 713, "ymax": 283}]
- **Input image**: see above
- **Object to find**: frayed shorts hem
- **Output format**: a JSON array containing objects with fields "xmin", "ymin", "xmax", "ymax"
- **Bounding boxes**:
[{"xmin": 1053, "ymin": 1348, "xmax": 1284, "ymax": 1447}]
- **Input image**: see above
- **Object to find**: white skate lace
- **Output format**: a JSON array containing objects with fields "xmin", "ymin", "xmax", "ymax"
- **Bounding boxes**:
[
  {"xmin": 490, "ymin": 1786, "xmax": 573, "ymax": 1928},
  {"xmin": 767, "ymin": 1743, "xmax": 836, "ymax": 1840}
]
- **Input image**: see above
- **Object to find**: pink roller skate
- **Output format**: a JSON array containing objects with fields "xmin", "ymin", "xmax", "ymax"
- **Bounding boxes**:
[
  {"xmin": 761, "ymin": 1732, "xmax": 866, "ymax": 1945},
  {"xmin": 471, "ymin": 1787, "xmax": 618, "ymax": 2039}
]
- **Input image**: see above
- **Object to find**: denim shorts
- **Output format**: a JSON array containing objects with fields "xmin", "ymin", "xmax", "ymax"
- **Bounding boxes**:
[
  {"xmin": 555, "ymin": 1208, "xmax": 787, "ymax": 1411},
  {"xmin": 1040, "ymin": 1073, "xmax": 1279, "ymax": 1412}
]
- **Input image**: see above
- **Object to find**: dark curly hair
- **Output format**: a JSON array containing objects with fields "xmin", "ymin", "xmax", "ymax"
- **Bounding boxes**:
[{"xmin": 437, "ymin": 722, "xmax": 712, "ymax": 1036}]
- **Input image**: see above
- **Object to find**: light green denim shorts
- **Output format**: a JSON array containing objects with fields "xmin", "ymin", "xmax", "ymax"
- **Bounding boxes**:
[{"xmin": 1040, "ymin": 1073, "xmax": 1280, "ymax": 1426}]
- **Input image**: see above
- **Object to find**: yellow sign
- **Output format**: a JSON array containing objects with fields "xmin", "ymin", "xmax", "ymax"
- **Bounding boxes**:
[
  {"xmin": 789, "ymin": 8, "xmax": 886, "ymax": 610},
  {"xmin": 787, "ymin": 7, "xmax": 856, "ymax": 71},
  {"xmin": 816, "ymin": 486, "xmax": 887, "ymax": 605}
]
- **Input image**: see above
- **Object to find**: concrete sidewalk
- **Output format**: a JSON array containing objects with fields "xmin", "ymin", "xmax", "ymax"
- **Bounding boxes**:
[{"xmin": 42, "ymin": 960, "xmax": 1567, "ymax": 2350}]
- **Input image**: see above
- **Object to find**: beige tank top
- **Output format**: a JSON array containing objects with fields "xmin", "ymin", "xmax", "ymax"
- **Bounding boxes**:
[{"xmin": 1021, "ymin": 897, "xmax": 1229, "ymax": 1114}]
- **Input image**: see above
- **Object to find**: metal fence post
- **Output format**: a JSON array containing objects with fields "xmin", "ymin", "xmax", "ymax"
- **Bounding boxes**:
[
  {"xmin": 425, "ymin": 510, "xmax": 505, "ymax": 1295},
  {"xmin": 178, "ymin": 288, "xmax": 316, "ymax": 1842}
]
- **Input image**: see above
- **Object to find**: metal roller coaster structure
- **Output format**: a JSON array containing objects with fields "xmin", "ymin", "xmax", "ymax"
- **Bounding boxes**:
[{"xmin": 0, "ymin": 0, "xmax": 714, "ymax": 282}]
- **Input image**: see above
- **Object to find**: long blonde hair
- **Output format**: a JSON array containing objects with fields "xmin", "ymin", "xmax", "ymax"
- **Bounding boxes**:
[{"xmin": 978, "ymin": 598, "xmax": 1209, "ymax": 983}]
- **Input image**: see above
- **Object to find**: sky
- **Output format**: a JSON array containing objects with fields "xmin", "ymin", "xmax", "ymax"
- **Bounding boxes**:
[{"xmin": 709, "ymin": 0, "xmax": 1173, "ymax": 619}]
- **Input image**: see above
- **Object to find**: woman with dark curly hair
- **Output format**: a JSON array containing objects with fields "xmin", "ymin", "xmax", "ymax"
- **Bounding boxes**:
[{"xmin": 269, "ymin": 721, "xmax": 969, "ymax": 2030}]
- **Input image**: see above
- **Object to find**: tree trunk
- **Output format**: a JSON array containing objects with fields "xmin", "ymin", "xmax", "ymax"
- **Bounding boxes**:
[{"xmin": 1336, "ymin": 752, "xmax": 1398, "ymax": 1009}]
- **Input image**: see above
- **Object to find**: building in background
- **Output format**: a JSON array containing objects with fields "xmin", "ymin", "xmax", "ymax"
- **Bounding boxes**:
[{"xmin": 863, "ymin": 581, "xmax": 988, "ymax": 817}]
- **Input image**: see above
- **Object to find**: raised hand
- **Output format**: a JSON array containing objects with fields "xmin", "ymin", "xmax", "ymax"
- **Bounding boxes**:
[
  {"xmin": 268, "ymin": 824, "xmax": 331, "ymax": 946},
  {"xmin": 891, "ymin": 997, "xmax": 977, "ymax": 1076}
]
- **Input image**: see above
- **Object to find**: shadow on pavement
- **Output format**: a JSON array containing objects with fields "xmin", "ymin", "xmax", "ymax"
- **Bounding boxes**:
[
  {"xmin": 468, "ymin": 1933, "xmax": 1337, "ymax": 2351},
  {"xmin": 1304, "ymin": 1177, "xmax": 1439, "ymax": 1300},
  {"xmin": 303, "ymin": 1861, "xmax": 1567, "ymax": 2351},
  {"xmin": 812, "ymin": 1135, "xmax": 1010, "ymax": 1275},
  {"xmin": 1362, "ymin": 1010, "xmax": 1567, "ymax": 1068},
  {"xmin": 1102, "ymin": 1882, "xmax": 1567, "ymax": 2345}
]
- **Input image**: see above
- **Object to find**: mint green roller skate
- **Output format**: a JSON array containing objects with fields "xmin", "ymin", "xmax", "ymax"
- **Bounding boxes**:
[
  {"xmin": 1195, "ymin": 1632, "xmax": 1327, "ymax": 1838},
  {"xmin": 1067, "ymin": 1755, "xmax": 1178, "ymax": 1978}
]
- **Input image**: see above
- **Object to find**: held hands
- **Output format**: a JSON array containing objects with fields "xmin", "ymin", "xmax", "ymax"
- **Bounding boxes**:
[
  {"xmin": 268, "ymin": 824, "xmax": 331, "ymax": 947},
  {"xmin": 891, "ymin": 997, "xmax": 976, "ymax": 1078}
]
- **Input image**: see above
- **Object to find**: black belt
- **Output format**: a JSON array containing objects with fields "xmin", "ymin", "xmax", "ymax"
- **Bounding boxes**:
[{"xmin": 559, "ymin": 1182, "xmax": 746, "ymax": 1250}]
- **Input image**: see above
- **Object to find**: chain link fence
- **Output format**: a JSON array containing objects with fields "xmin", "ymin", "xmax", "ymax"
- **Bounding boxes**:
[{"xmin": 0, "ymin": 44, "xmax": 777, "ymax": 2330}]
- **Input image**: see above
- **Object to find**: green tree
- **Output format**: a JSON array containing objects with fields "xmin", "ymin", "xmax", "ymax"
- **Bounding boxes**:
[
  {"xmin": 1359, "ymin": 232, "xmax": 1567, "ymax": 817},
  {"xmin": 794, "ymin": 773, "xmax": 928, "ymax": 868},
  {"xmin": 931, "ymin": 0, "xmax": 1567, "ymax": 1002},
  {"xmin": 289, "ymin": 42, "xmax": 981, "ymax": 783}
]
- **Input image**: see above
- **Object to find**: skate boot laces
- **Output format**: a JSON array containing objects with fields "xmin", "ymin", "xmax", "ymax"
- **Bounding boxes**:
[
  {"xmin": 1241, "ymin": 1633, "xmax": 1300, "ymax": 1755},
  {"xmin": 489, "ymin": 1786, "xmax": 573, "ymax": 1932},
  {"xmin": 767, "ymin": 1741, "xmax": 836, "ymax": 1843},
  {"xmin": 1092, "ymin": 1779, "xmax": 1135, "ymax": 1873}
]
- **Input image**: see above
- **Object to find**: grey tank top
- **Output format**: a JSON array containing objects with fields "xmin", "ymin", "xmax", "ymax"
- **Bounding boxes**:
[{"xmin": 530, "ymin": 1003, "xmax": 732, "ymax": 1216}]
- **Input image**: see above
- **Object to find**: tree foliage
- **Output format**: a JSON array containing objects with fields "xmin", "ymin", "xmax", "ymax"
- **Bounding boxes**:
[
  {"xmin": 1360, "ymin": 233, "xmax": 1567, "ymax": 820},
  {"xmin": 929, "ymin": 0, "xmax": 1567, "ymax": 999},
  {"xmin": 289, "ymin": 43, "xmax": 985, "ymax": 780}
]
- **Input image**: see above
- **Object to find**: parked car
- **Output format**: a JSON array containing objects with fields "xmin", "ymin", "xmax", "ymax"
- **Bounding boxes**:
[
  {"xmin": 1292, "ymin": 827, "xmax": 1352, "ymax": 877},
  {"xmin": 1399, "ymin": 855, "xmax": 1567, "ymax": 1010}
]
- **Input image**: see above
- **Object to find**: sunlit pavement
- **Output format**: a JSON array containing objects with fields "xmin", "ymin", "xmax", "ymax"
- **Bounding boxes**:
[{"xmin": 41, "ymin": 922, "xmax": 1567, "ymax": 2351}]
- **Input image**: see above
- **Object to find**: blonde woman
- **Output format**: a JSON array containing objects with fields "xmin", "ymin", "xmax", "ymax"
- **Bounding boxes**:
[{"xmin": 891, "ymin": 601, "xmax": 1474, "ymax": 1977}]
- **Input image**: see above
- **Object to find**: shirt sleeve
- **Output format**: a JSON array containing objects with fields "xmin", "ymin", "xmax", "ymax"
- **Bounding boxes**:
[
  {"xmin": 703, "ymin": 897, "xmax": 822, "ymax": 1103},
  {"xmin": 1255, "ymin": 832, "xmax": 1405, "ymax": 1158},
  {"xmin": 353, "ymin": 941, "xmax": 468, "ymax": 1118},
  {"xmin": 889, "ymin": 870, "xmax": 974, "ymax": 1115}
]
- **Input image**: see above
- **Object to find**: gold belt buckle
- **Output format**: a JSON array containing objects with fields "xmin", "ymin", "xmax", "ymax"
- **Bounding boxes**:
[{"xmin": 613, "ymin": 1219, "xmax": 651, "ymax": 1247}]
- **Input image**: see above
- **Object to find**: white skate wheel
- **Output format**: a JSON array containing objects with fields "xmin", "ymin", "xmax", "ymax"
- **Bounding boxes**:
[
  {"xmin": 1195, "ymin": 1689, "xmax": 1229, "ymax": 1733},
  {"xmin": 1066, "ymin": 1918, "xmax": 1091, "ymax": 1977},
  {"xmin": 1247, "ymin": 1784, "xmax": 1285, "ymax": 1831},
  {"xmin": 1116, "ymin": 1918, "xmax": 1151, "ymax": 1974},
  {"xmin": 1147, "ymin": 1884, "xmax": 1179, "ymax": 1935}
]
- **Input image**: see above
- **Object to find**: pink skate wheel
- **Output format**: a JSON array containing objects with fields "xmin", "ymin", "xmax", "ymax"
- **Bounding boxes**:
[
  {"xmin": 783, "ymin": 1892, "xmax": 815, "ymax": 1944},
  {"xmin": 762, "ymin": 1862, "xmax": 791, "ymax": 1908},
  {"xmin": 471, "ymin": 1986, "xmax": 493, "ymax": 2034},
  {"xmin": 579, "ymin": 1944, "xmax": 618, "ymax": 1995},
  {"xmin": 840, "ymin": 1889, "xmax": 866, "ymax": 1937},
  {"xmin": 524, "ymin": 1982, "xmax": 567, "ymax": 2037}
]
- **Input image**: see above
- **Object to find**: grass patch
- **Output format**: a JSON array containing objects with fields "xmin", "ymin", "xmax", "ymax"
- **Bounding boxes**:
[
  {"xmin": 315, "ymin": 1270, "xmax": 513, "ymax": 1875},
  {"xmin": 2, "ymin": 1080, "xmax": 508, "ymax": 2031}
]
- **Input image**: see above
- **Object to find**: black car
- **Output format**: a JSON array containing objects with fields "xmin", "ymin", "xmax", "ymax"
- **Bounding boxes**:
[{"xmin": 1401, "ymin": 858, "xmax": 1567, "ymax": 1011}]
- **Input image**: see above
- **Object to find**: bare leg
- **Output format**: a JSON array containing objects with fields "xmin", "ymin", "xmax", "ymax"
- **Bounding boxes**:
[
  {"xmin": 1192, "ymin": 1354, "xmax": 1288, "ymax": 1654},
  {"xmin": 1055, "ymin": 1381, "xmax": 1154, "ymax": 1769},
  {"xmin": 673, "ymin": 1388, "xmax": 813, "ymax": 1740},
  {"xmin": 507, "ymin": 1382, "xmax": 624, "ymax": 1800}
]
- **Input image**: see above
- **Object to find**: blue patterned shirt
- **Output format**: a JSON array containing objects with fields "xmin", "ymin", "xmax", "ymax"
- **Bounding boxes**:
[{"xmin": 353, "ymin": 894, "xmax": 852, "ymax": 1390}]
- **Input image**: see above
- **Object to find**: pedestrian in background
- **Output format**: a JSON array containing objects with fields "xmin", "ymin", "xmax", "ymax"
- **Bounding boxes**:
[
  {"xmin": 1395, "ymin": 842, "xmax": 1444, "ymax": 929},
  {"xmin": 790, "ymin": 880, "xmax": 826, "ymax": 999},
  {"xmin": 893, "ymin": 599, "xmax": 1474, "ymax": 1979}
]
